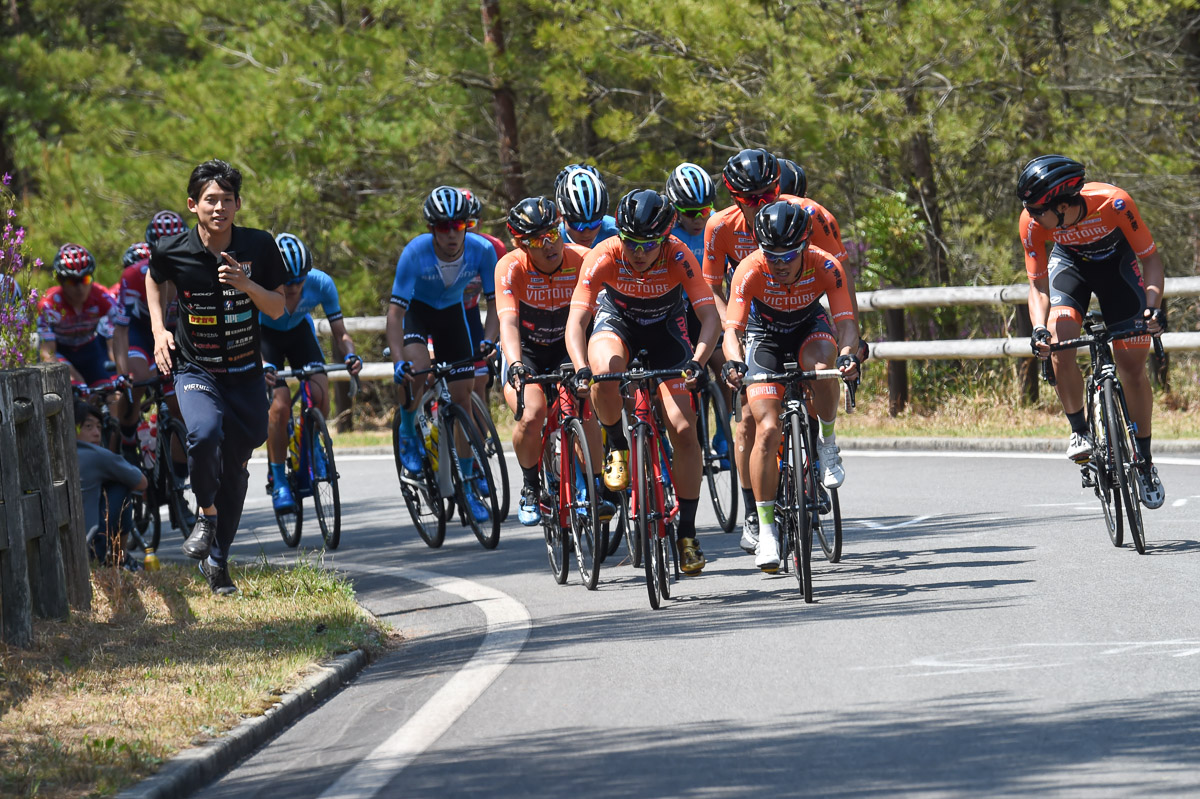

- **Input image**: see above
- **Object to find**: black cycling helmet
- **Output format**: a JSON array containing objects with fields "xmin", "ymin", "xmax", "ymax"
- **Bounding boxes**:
[
  {"xmin": 1017, "ymin": 155, "xmax": 1086, "ymax": 207},
  {"xmin": 145, "ymin": 210, "xmax": 188, "ymax": 249},
  {"xmin": 554, "ymin": 164, "xmax": 609, "ymax": 224},
  {"xmin": 665, "ymin": 162, "xmax": 716, "ymax": 208},
  {"xmin": 777, "ymin": 158, "xmax": 807, "ymax": 198},
  {"xmin": 506, "ymin": 196, "xmax": 560, "ymax": 238},
  {"xmin": 52, "ymin": 243, "xmax": 97, "ymax": 279},
  {"xmin": 754, "ymin": 201, "xmax": 813, "ymax": 251},
  {"xmin": 723, "ymin": 148, "xmax": 781, "ymax": 195},
  {"xmin": 423, "ymin": 185, "xmax": 470, "ymax": 224},
  {"xmin": 615, "ymin": 189, "xmax": 676, "ymax": 240},
  {"xmin": 122, "ymin": 242, "xmax": 152, "ymax": 268},
  {"xmin": 275, "ymin": 232, "xmax": 314, "ymax": 283}
]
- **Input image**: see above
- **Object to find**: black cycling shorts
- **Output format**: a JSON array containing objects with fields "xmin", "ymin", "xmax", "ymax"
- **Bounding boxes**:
[
  {"xmin": 403, "ymin": 299, "xmax": 476, "ymax": 381},
  {"xmin": 261, "ymin": 321, "xmax": 325, "ymax": 375},
  {"xmin": 743, "ymin": 310, "xmax": 837, "ymax": 376},
  {"xmin": 1047, "ymin": 242, "xmax": 1146, "ymax": 333},
  {"xmin": 592, "ymin": 306, "xmax": 692, "ymax": 371}
]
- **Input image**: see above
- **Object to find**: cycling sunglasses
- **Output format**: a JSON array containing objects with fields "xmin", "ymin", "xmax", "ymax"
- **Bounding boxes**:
[
  {"xmin": 619, "ymin": 233, "xmax": 665, "ymax": 253},
  {"xmin": 1024, "ymin": 203, "xmax": 1052, "ymax": 216},
  {"xmin": 732, "ymin": 187, "xmax": 780, "ymax": 207},
  {"xmin": 58, "ymin": 274, "xmax": 93, "ymax": 286},
  {"xmin": 430, "ymin": 220, "xmax": 469, "ymax": 233},
  {"xmin": 517, "ymin": 227, "xmax": 561, "ymax": 249},
  {"xmin": 568, "ymin": 218, "xmax": 604, "ymax": 232},
  {"xmin": 762, "ymin": 247, "xmax": 804, "ymax": 264},
  {"xmin": 674, "ymin": 204, "xmax": 713, "ymax": 219},
  {"xmin": 466, "ymin": 218, "xmax": 479, "ymax": 230}
]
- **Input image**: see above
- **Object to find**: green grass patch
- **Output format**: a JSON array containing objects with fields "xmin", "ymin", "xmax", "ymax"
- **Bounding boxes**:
[{"xmin": 0, "ymin": 558, "xmax": 391, "ymax": 798}]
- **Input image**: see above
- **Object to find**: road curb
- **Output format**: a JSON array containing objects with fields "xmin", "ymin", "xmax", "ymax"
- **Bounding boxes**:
[{"xmin": 116, "ymin": 649, "xmax": 369, "ymax": 799}]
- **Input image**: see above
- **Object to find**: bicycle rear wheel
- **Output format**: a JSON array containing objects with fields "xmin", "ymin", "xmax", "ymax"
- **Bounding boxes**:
[
  {"xmin": 790, "ymin": 415, "xmax": 814, "ymax": 602},
  {"xmin": 307, "ymin": 408, "xmax": 341, "ymax": 550},
  {"xmin": 1104, "ymin": 383, "xmax": 1145, "ymax": 554},
  {"xmin": 564, "ymin": 419, "xmax": 601, "ymax": 590},
  {"xmin": 1090, "ymin": 385, "xmax": 1123, "ymax": 547},
  {"xmin": 471, "ymin": 392, "xmax": 511, "ymax": 523},
  {"xmin": 816, "ymin": 486, "xmax": 842, "ymax": 562},
  {"xmin": 656, "ymin": 435, "xmax": 677, "ymax": 599},
  {"xmin": 634, "ymin": 426, "xmax": 664, "ymax": 609},
  {"xmin": 540, "ymin": 429, "xmax": 568, "ymax": 584},
  {"xmin": 445, "ymin": 403, "xmax": 502, "ymax": 549},
  {"xmin": 696, "ymin": 382, "xmax": 737, "ymax": 534},
  {"xmin": 394, "ymin": 408, "xmax": 446, "ymax": 548},
  {"xmin": 158, "ymin": 418, "xmax": 193, "ymax": 539},
  {"xmin": 276, "ymin": 492, "xmax": 303, "ymax": 547}
]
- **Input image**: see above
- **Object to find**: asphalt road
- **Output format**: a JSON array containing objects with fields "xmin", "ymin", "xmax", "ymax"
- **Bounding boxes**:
[{"xmin": 191, "ymin": 449, "xmax": 1200, "ymax": 798}]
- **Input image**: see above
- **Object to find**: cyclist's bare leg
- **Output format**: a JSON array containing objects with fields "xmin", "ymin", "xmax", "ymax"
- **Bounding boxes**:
[
  {"xmin": 266, "ymin": 385, "xmax": 292, "ymax": 463},
  {"xmin": 503, "ymin": 381, "xmax": 547, "ymax": 470},
  {"xmin": 582, "ymin": 415, "xmax": 605, "ymax": 474},
  {"xmin": 401, "ymin": 341, "xmax": 432, "ymax": 411},
  {"xmin": 802, "ymin": 339, "xmax": 840, "ymax": 422},
  {"xmin": 657, "ymin": 383, "xmax": 701, "ymax": 500},
  {"xmin": 1049, "ymin": 316, "xmax": 1085, "ymax": 414},
  {"xmin": 1114, "ymin": 345, "xmax": 1153, "ymax": 437},
  {"xmin": 448, "ymin": 376, "xmax": 475, "ymax": 454},
  {"xmin": 748, "ymin": 396, "xmax": 783, "ymax": 502},
  {"xmin": 735, "ymin": 413, "xmax": 755, "ymax": 490},
  {"xmin": 587, "ymin": 335, "xmax": 628, "ymax": 429},
  {"xmin": 310, "ymin": 372, "xmax": 330, "ymax": 419}
]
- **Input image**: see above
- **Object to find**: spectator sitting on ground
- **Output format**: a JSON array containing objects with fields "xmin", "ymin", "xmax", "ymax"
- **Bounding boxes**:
[{"xmin": 75, "ymin": 400, "xmax": 147, "ymax": 569}]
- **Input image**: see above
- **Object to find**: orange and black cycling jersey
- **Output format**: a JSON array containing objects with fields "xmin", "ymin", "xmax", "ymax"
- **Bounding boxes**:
[
  {"xmin": 571, "ymin": 236, "xmax": 715, "ymax": 325},
  {"xmin": 703, "ymin": 194, "xmax": 846, "ymax": 292},
  {"xmin": 495, "ymin": 243, "xmax": 588, "ymax": 348},
  {"xmin": 725, "ymin": 245, "xmax": 855, "ymax": 334},
  {"xmin": 1021, "ymin": 182, "xmax": 1156, "ymax": 280}
]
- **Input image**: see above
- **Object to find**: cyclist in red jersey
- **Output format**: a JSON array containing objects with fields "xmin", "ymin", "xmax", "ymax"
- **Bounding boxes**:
[
  {"xmin": 721, "ymin": 201, "xmax": 860, "ymax": 571},
  {"xmin": 496, "ymin": 197, "xmax": 618, "ymax": 526},
  {"xmin": 1019, "ymin": 155, "xmax": 1165, "ymax": 508},
  {"xmin": 38, "ymin": 244, "xmax": 129, "ymax": 387},
  {"xmin": 566, "ymin": 189, "xmax": 721, "ymax": 575}
]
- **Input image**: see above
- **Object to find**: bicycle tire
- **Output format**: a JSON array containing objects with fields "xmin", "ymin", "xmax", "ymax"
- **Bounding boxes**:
[
  {"xmin": 540, "ymin": 428, "xmax": 569, "ymax": 584},
  {"xmin": 564, "ymin": 419, "xmax": 601, "ymax": 590},
  {"xmin": 816, "ymin": 486, "xmax": 843, "ymax": 562},
  {"xmin": 1090, "ymin": 384, "xmax": 1123, "ymax": 547},
  {"xmin": 656, "ymin": 433, "xmax": 677, "ymax": 599},
  {"xmin": 445, "ymin": 403, "xmax": 502, "ymax": 549},
  {"xmin": 791, "ymin": 415, "xmax": 814, "ymax": 602},
  {"xmin": 306, "ymin": 408, "xmax": 341, "ymax": 550},
  {"xmin": 394, "ymin": 408, "xmax": 446, "ymax": 548},
  {"xmin": 159, "ymin": 418, "xmax": 193, "ymax": 539},
  {"xmin": 470, "ymin": 392, "xmax": 511, "ymax": 523},
  {"xmin": 276, "ymin": 494, "xmax": 303, "ymax": 547},
  {"xmin": 696, "ymin": 381, "xmax": 738, "ymax": 534},
  {"xmin": 634, "ymin": 426, "xmax": 664, "ymax": 609},
  {"xmin": 1104, "ymin": 383, "xmax": 1145, "ymax": 554}
]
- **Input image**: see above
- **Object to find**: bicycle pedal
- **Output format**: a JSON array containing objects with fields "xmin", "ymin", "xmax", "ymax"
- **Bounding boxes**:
[{"xmin": 1071, "ymin": 454, "xmax": 1091, "ymax": 465}]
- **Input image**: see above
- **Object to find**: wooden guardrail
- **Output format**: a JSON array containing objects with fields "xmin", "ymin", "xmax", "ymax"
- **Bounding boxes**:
[{"xmin": 0, "ymin": 364, "xmax": 91, "ymax": 647}]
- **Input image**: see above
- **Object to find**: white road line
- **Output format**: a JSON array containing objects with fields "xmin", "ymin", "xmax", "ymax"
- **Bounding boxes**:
[
  {"xmin": 317, "ymin": 564, "xmax": 531, "ymax": 799},
  {"xmin": 857, "ymin": 514, "xmax": 934, "ymax": 531},
  {"xmin": 846, "ymin": 450, "xmax": 1200, "ymax": 466},
  {"xmin": 1172, "ymin": 498, "xmax": 1188, "ymax": 508}
]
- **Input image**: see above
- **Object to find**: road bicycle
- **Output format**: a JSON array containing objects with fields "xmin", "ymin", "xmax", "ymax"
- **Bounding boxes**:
[
  {"xmin": 1042, "ymin": 314, "xmax": 1163, "ymax": 555},
  {"xmin": 515, "ymin": 366, "xmax": 603, "ymax": 589},
  {"xmin": 126, "ymin": 373, "xmax": 193, "ymax": 551},
  {"xmin": 737, "ymin": 363, "xmax": 857, "ymax": 602},
  {"xmin": 468, "ymin": 345, "xmax": 511, "ymax": 524},
  {"xmin": 393, "ymin": 354, "xmax": 502, "ymax": 549},
  {"xmin": 693, "ymin": 371, "xmax": 737, "ymax": 534},
  {"xmin": 267, "ymin": 363, "xmax": 354, "ymax": 550},
  {"xmin": 594, "ymin": 352, "xmax": 689, "ymax": 610}
]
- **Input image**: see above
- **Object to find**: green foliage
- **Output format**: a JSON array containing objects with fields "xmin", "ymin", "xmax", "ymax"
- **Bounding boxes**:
[{"xmin": 848, "ymin": 192, "xmax": 928, "ymax": 290}]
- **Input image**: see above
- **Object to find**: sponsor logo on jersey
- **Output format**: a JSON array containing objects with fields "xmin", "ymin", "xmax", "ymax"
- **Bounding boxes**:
[
  {"xmin": 674, "ymin": 251, "xmax": 685, "ymax": 261},
  {"xmin": 224, "ymin": 299, "xmax": 236, "ymax": 310},
  {"xmin": 228, "ymin": 335, "xmax": 254, "ymax": 347},
  {"xmin": 521, "ymin": 285, "xmax": 575, "ymax": 306},
  {"xmin": 182, "ymin": 382, "xmax": 215, "ymax": 393},
  {"xmin": 227, "ymin": 361, "xmax": 259, "ymax": 373},
  {"xmin": 191, "ymin": 330, "xmax": 220, "ymax": 339},
  {"xmin": 227, "ymin": 325, "xmax": 252, "ymax": 336},
  {"xmin": 225, "ymin": 311, "xmax": 252, "ymax": 323},
  {"xmin": 189, "ymin": 314, "xmax": 217, "ymax": 325},
  {"xmin": 183, "ymin": 291, "xmax": 215, "ymax": 299},
  {"xmin": 195, "ymin": 354, "xmax": 224, "ymax": 364},
  {"xmin": 223, "ymin": 289, "xmax": 241, "ymax": 297},
  {"xmin": 228, "ymin": 349, "xmax": 255, "ymax": 362},
  {"xmin": 1114, "ymin": 198, "xmax": 1126, "ymax": 211},
  {"xmin": 194, "ymin": 342, "xmax": 221, "ymax": 350}
]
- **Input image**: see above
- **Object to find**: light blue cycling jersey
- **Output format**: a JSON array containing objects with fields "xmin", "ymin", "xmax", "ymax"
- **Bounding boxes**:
[
  {"xmin": 669, "ymin": 223, "xmax": 705, "ymax": 265},
  {"xmin": 389, "ymin": 234, "xmax": 497, "ymax": 310},
  {"xmin": 259, "ymin": 268, "xmax": 343, "ymax": 331},
  {"xmin": 560, "ymin": 215, "xmax": 620, "ymax": 248}
]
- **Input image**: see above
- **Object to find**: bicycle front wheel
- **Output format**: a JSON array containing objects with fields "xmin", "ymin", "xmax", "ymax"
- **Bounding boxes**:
[
  {"xmin": 394, "ymin": 408, "xmax": 446, "ymax": 548},
  {"xmin": 276, "ymin": 491, "xmax": 303, "ymax": 547},
  {"xmin": 1090, "ymin": 383, "xmax": 1123, "ymax": 547},
  {"xmin": 540, "ymin": 428, "xmax": 568, "ymax": 584},
  {"xmin": 445, "ymin": 403, "xmax": 502, "ymax": 549},
  {"xmin": 471, "ymin": 392, "xmax": 511, "ymax": 523},
  {"xmin": 790, "ymin": 415, "xmax": 814, "ymax": 602},
  {"xmin": 1104, "ymin": 382, "xmax": 1145, "ymax": 554},
  {"xmin": 564, "ymin": 419, "xmax": 601, "ymax": 590},
  {"xmin": 696, "ymin": 381, "xmax": 737, "ymax": 534},
  {"xmin": 634, "ymin": 425, "xmax": 665, "ymax": 609},
  {"xmin": 307, "ymin": 408, "xmax": 341, "ymax": 550},
  {"xmin": 816, "ymin": 486, "xmax": 842, "ymax": 562}
]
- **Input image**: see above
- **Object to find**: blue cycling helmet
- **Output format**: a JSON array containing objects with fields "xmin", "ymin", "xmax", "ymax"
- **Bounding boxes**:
[
  {"xmin": 275, "ymin": 232, "xmax": 313, "ymax": 284},
  {"xmin": 423, "ymin": 186, "xmax": 470, "ymax": 224},
  {"xmin": 554, "ymin": 164, "xmax": 609, "ymax": 224},
  {"xmin": 145, "ymin": 210, "xmax": 188, "ymax": 249},
  {"xmin": 665, "ymin": 163, "xmax": 716, "ymax": 208}
]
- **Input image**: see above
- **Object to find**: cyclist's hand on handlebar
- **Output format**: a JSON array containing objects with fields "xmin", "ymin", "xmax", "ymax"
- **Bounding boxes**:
[
  {"xmin": 479, "ymin": 339, "xmax": 496, "ymax": 357},
  {"xmin": 682, "ymin": 359, "xmax": 707, "ymax": 391},
  {"xmin": 507, "ymin": 361, "xmax": 531, "ymax": 390},
  {"xmin": 835, "ymin": 353, "xmax": 860, "ymax": 381},
  {"xmin": 1144, "ymin": 307, "xmax": 1167, "ymax": 336},
  {"xmin": 263, "ymin": 363, "xmax": 278, "ymax": 388},
  {"xmin": 1031, "ymin": 326, "xmax": 1052, "ymax": 359},
  {"xmin": 722, "ymin": 360, "xmax": 748, "ymax": 390},
  {"xmin": 393, "ymin": 360, "xmax": 413, "ymax": 385},
  {"xmin": 568, "ymin": 366, "xmax": 593, "ymax": 397},
  {"xmin": 344, "ymin": 352, "xmax": 363, "ymax": 376}
]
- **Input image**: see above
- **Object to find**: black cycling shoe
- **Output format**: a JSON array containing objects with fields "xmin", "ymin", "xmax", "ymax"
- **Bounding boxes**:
[
  {"xmin": 199, "ymin": 558, "xmax": 238, "ymax": 595},
  {"xmin": 182, "ymin": 514, "xmax": 217, "ymax": 560}
]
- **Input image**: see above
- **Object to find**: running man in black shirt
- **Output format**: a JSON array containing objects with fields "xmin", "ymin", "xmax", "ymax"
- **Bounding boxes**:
[{"xmin": 147, "ymin": 159, "xmax": 286, "ymax": 594}]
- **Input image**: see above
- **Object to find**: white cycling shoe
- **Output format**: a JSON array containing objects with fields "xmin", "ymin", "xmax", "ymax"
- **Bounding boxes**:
[
  {"xmin": 739, "ymin": 514, "xmax": 759, "ymax": 555},
  {"xmin": 818, "ymin": 441, "xmax": 845, "ymax": 489},
  {"xmin": 1066, "ymin": 432, "xmax": 1093, "ymax": 461},
  {"xmin": 755, "ymin": 530, "xmax": 780, "ymax": 573}
]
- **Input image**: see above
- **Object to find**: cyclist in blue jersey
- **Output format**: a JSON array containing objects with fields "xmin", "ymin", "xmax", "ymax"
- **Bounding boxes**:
[
  {"xmin": 260, "ymin": 233, "xmax": 362, "ymax": 512},
  {"xmin": 387, "ymin": 186, "xmax": 499, "ymax": 522},
  {"xmin": 555, "ymin": 164, "xmax": 619, "ymax": 248}
]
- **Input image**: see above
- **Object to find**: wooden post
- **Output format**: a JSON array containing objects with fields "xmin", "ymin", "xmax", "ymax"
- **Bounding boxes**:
[
  {"xmin": 885, "ymin": 308, "xmax": 908, "ymax": 415},
  {"xmin": 38, "ymin": 364, "xmax": 90, "ymax": 610},
  {"xmin": 334, "ymin": 381, "xmax": 353, "ymax": 434},
  {"xmin": 1012, "ymin": 305, "xmax": 1038, "ymax": 404},
  {"xmin": 0, "ymin": 370, "xmax": 35, "ymax": 646}
]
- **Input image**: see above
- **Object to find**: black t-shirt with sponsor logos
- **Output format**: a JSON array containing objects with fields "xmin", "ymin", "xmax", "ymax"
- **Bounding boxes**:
[{"xmin": 149, "ymin": 225, "xmax": 285, "ymax": 380}]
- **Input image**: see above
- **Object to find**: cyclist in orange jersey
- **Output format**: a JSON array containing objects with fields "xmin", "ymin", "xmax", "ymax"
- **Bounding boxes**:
[
  {"xmin": 1019, "ymin": 155, "xmax": 1165, "ymax": 508},
  {"xmin": 566, "ymin": 190, "xmax": 721, "ymax": 575},
  {"xmin": 496, "ymin": 197, "xmax": 617, "ymax": 527}
]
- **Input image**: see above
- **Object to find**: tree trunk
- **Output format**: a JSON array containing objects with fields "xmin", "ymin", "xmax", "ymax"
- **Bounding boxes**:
[
  {"xmin": 902, "ymin": 92, "xmax": 947, "ymax": 287},
  {"xmin": 885, "ymin": 308, "xmax": 908, "ymax": 416},
  {"xmin": 480, "ymin": 0, "xmax": 527, "ymax": 208},
  {"xmin": 1013, "ymin": 304, "xmax": 1039, "ymax": 404}
]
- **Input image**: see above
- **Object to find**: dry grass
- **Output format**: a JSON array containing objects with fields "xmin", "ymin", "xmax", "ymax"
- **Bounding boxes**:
[{"xmin": 0, "ymin": 558, "xmax": 391, "ymax": 798}]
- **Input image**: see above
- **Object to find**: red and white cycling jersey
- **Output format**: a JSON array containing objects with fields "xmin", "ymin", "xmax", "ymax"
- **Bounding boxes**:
[{"xmin": 37, "ymin": 284, "xmax": 127, "ymax": 348}]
